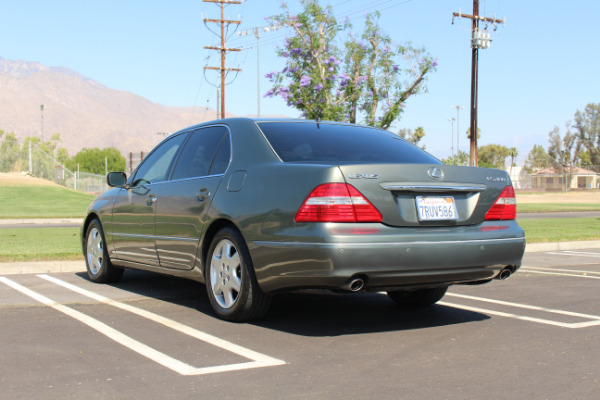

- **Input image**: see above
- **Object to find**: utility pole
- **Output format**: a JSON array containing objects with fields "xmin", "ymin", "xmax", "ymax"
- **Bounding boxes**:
[
  {"xmin": 452, "ymin": 1, "xmax": 504, "ymax": 166},
  {"xmin": 237, "ymin": 25, "xmax": 282, "ymax": 117},
  {"xmin": 203, "ymin": 0, "xmax": 242, "ymax": 119}
]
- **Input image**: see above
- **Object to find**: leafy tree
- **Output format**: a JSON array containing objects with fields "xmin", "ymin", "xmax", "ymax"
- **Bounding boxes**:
[
  {"xmin": 478, "ymin": 144, "xmax": 513, "ymax": 169},
  {"xmin": 573, "ymin": 103, "xmax": 600, "ymax": 172},
  {"xmin": 265, "ymin": 0, "xmax": 436, "ymax": 128},
  {"xmin": 547, "ymin": 126, "xmax": 581, "ymax": 173},
  {"xmin": 66, "ymin": 147, "xmax": 125, "ymax": 174},
  {"xmin": 397, "ymin": 126, "xmax": 426, "ymax": 149},
  {"xmin": 0, "ymin": 130, "xmax": 21, "ymax": 172},
  {"xmin": 523, "ymin": 144, "xmax": 551, "ymax": 173},
  {"xmin": 442, "ymin": 150, "xmax": 469, "ymax": 166}
]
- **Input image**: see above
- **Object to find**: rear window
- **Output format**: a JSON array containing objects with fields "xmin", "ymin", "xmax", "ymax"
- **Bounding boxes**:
[{"xmin": 257, "ymin": 121, "xmax": 441, "ymax": 164}]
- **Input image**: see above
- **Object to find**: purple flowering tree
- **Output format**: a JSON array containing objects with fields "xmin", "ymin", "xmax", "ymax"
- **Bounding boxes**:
[{"xmin": 265, "ymin": 0, "xmax": 437, "ymax": 129}]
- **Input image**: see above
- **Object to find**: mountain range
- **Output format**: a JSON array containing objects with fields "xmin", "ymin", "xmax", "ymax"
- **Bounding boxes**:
[{"xmin": 0, "ymin": 57, "xmax": 234, "ymax": 155}]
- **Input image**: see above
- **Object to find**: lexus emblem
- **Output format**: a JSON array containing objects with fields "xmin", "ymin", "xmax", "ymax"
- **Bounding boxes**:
[{"xmin": 427, "ymin": 167, "xmax": 444, "ymax": 181}]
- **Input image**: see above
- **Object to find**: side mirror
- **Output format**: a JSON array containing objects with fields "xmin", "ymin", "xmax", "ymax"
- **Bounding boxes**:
[{"xmin": 107, "ymin": 172, "xmax": 127, "ymax": 188}]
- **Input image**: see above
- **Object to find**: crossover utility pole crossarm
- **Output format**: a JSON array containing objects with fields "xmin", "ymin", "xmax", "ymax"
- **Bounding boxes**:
[{"xmin": 452, "ymin": 12, "xmax": 504, "ymax": 25}]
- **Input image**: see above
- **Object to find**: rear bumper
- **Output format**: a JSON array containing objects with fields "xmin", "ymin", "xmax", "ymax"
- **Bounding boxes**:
[{"xmin": 250, "ymin": 222, "xmax": 526, "ymax": 293}]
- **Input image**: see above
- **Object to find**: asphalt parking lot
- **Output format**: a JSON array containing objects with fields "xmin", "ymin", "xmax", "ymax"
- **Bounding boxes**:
[{"xmin": 1, "ymin": 249, "xmax": 599, "ymax": 399}]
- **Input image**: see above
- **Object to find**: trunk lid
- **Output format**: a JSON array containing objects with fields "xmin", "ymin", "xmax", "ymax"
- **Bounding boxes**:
[{"xmin": 339, "ymin": 164, "xmax": 511, "ymax": 227}]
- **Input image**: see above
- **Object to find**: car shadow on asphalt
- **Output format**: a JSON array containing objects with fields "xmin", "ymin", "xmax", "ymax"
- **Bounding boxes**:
[
  {"xmin": 77, "ymin": 269, "xmax": 490, "ymax": 337},
  {"xmin": 256, "ymin": 290, "xmax": 490, "ymax": 337}
]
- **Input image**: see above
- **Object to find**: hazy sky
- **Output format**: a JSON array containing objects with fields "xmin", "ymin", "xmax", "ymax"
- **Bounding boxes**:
[{"xmin": 1, "ymin": 0, "xmax": 598, "ymax": 162}]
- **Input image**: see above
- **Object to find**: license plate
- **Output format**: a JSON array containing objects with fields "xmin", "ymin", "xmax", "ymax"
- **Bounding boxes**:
[{"xmin": 416, "ymin": 196, "xmax": 458, "ymax": 221}]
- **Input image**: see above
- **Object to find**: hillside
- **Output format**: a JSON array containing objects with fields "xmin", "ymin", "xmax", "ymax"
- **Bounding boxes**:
[{"xmin": 0, "ymin": 57, "xmax": 234, "ymax": 155}]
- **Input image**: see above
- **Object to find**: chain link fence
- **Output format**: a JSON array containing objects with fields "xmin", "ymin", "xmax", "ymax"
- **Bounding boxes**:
[{"xmin": 1, "ymin": 139, "xmax": 106, "ymax": 193}]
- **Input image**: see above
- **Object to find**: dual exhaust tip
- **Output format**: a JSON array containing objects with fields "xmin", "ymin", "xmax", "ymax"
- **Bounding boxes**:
[{"xmin": 343, "ymin": 267, "xmax": 513, "ymax": 292}]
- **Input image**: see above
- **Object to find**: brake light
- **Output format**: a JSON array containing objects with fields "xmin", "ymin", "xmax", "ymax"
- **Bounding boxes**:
[
  {"xmin": 485, "ymin": 186, "xmax": 516, "ymax": 220},
  {"xmin": 295, "ymin": 183, "xmax": 382, "ymax": 223}
]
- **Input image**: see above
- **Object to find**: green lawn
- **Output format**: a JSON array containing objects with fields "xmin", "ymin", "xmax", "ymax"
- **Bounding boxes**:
[
  {"xmin": 0, "ymin": 185, "xmax": 95, "ymax": 218},
  {"xmin": 518, "ymin": 203, "xmax": 600, "ymax": 213},
  {"xmin": 0, "ymin": 227, "xmax": 82, "ymax": 262},
  {"xmin": 518, "ymin": 217, "xmax": 600, "ymax": 243}
]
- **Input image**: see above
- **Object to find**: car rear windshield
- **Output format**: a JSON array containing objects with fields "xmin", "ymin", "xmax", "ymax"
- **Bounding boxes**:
[{"xmin": 257, "ymin": 121, "xmax": 441, "ymax": 164}]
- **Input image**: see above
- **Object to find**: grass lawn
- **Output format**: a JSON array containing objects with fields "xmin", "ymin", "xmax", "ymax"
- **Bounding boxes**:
[
  {"xmin": 518, "ymin": 218, "xmax": 600, "ymax": 243},
  {"xmin": 0, "ymin": 185, "xmax": 95, "ymax": 218},
  {"xmin": 518, "ymin": 203, "xmax": 600, "ymax": 213},
  {"xmin": 0, "ymin": 227, "xmax": 82, "ymax": 262}
]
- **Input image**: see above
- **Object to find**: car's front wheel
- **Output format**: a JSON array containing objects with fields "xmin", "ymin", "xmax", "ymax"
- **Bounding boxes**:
[
  {"xmin": 206, "ymin": 227, "xmax": 271, "ymax": 321},
  {"xmin": 84, "ymin": 219, "xmax": 123, "ymax": 283},
  {"xmin": 387, "ymin": 286, "xmax": 448, "ymax": 307}
]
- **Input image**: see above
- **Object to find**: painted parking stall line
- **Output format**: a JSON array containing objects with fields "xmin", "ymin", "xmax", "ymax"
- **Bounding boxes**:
[
  {"xmin": 521, "ymin": 266, "xmax": 600, "ymax": 280},
  {"xmin": 442, "ymin": 293, "xmax": 600, "ymax": 329},
  {"xmin": 0, "ymin": 275, "xmax": 285, "ymax": 375},
  {"xmin": 545, "ymin": 250, "xmax": 600, "ymax": 258}
]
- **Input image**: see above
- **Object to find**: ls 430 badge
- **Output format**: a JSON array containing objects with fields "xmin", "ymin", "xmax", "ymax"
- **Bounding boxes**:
[{"xmin": 348, "ymin": 173, "xmax": 379, "ymax": 179}]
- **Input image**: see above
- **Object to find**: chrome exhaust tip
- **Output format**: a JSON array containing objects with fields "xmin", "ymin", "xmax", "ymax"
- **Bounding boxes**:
[
  {"xmin": 342, "ymin": 277, "xmax": 365, "ymax": 292},
  {"xmin": 495, "ymin": 267, "xmax": 512, "ymax": 280}
]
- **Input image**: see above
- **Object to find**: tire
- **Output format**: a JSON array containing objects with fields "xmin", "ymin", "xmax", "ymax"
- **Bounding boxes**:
[
  {"xmin": 84, "ymin": 219, "xmax": 123, "ymax": 283},
  {"xmin": 387, "ymin": 286, "xmax": 448, "ymax": 307},
  {"xmin": 206, "ymin": 227, "xmax": 271, "ymax": 322}
]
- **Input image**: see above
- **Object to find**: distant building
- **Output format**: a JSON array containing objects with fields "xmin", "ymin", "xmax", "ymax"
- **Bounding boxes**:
[{"xmin": 523, "ymin": 167, "xmax": 599, "ymax": 191}]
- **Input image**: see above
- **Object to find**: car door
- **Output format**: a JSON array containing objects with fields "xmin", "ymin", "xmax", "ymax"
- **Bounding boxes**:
[
  {"xmin": 111, "ymin": 133, "xmax": 187, "ymax": 265},
  {"xmin": 154, "ymin": 125, "xmax": 231, "ymax": 270}
]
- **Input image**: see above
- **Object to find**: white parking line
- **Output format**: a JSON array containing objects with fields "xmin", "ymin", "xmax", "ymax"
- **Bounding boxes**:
[
  {"xmin": 522, "ymin": 266, "xmax": 600, "ymax": 275},
  {"xmin": 443, "ymin": 293, "xmax": 600, "ymax": 329},
  {"xmin": 520, "ymin": 266, "xmax": 600, "ymax": 279},
  {"xmin": 546, "ymin": 251, "xmax": 600, "ymax": 258},
  {"xmin": 0, "ymin": 275, "xmax": 285, "ymax": 375}
]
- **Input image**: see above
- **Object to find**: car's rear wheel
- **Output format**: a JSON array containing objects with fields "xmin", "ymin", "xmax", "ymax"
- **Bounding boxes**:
[
  {"xmin": 206, "ymin": 227, "xmax": 271, "ymax": 321},
  {"xmin": 387, "ymin": 286, "xmax": 448, "ymax": 306},
  {"xmin": 84, "ymin": 219, "xmax": 123, "ymax": 283}
]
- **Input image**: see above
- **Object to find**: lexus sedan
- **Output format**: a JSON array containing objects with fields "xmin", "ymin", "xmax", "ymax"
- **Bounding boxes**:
[{"xmin": 82, "ymin": 118, "xmax": 526, "ymax": 321}]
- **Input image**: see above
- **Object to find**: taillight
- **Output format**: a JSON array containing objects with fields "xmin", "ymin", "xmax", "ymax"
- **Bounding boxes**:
[
  {"xmin": 295, "ymin": 183, "xmax": 382, "ymax": 223},
  {"xmin": 485, "ymin": 186, "xmax": 516, "ymax": 220}
]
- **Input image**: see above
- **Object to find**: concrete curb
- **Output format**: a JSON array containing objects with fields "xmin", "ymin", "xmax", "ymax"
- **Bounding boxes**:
[
  {"xmin": 0, "ymin": 261, "xmax": 85, "ymax": 275},
  {"xmin": 0, "ymin": 218, "xmax": 83, "ymax": 225},
  {"xmin": 524, "ymin": 240, "xmax": 600, "ymax": 253},
  {"xmin": 2, "ymin": 241, "xmax": 600, "ymax": 275}
]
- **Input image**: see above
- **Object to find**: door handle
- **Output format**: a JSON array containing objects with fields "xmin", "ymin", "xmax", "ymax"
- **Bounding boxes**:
[
  {"xmin": 195, "ymin": 188, "xmax": 210, "ymax": 201},
  {"xmin": 146, "ymin": 194, "xmax": 157, "ymax": 206}
]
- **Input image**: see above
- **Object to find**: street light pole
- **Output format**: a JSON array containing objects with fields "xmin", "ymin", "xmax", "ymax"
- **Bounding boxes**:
[
  {"xmin": 253, "ymin": 27, "xmax": 260, "ymax": 117},
  {"xmin": 40, "ymin": 104, "xmax": 44, "ymax": 142},
  {"xmin": 448, "ymin": 117, "xmax": 455, "ymax": 164},
  {"xmin": 452, "ymin": 105, "xmax": 463, "ymax": 161}
]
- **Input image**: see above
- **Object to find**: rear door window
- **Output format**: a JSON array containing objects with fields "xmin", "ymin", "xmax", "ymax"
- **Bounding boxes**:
[
  {"xmin": 171, "ymin": 126, "xmax": 229, "ymax": 180},
  {"xmin": 257, "ymin": 121, "xmax": 441, "ymax": 164}
]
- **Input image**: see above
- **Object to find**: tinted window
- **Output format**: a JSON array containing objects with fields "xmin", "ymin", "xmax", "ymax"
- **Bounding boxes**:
[
  {"xmin": 133, "ymin": 133, "xmax": 186, "ymax": 185},
  {"xmin": 257, "ymin": 122, "xmax": 441, "ymax": 164},
  {"xmin": 171, "ymin": 126, "xmax": 228, "ymax": 180},
  {"xmin": 208, "ymin": 134, "xmax": 231, "ymax": 176}
]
